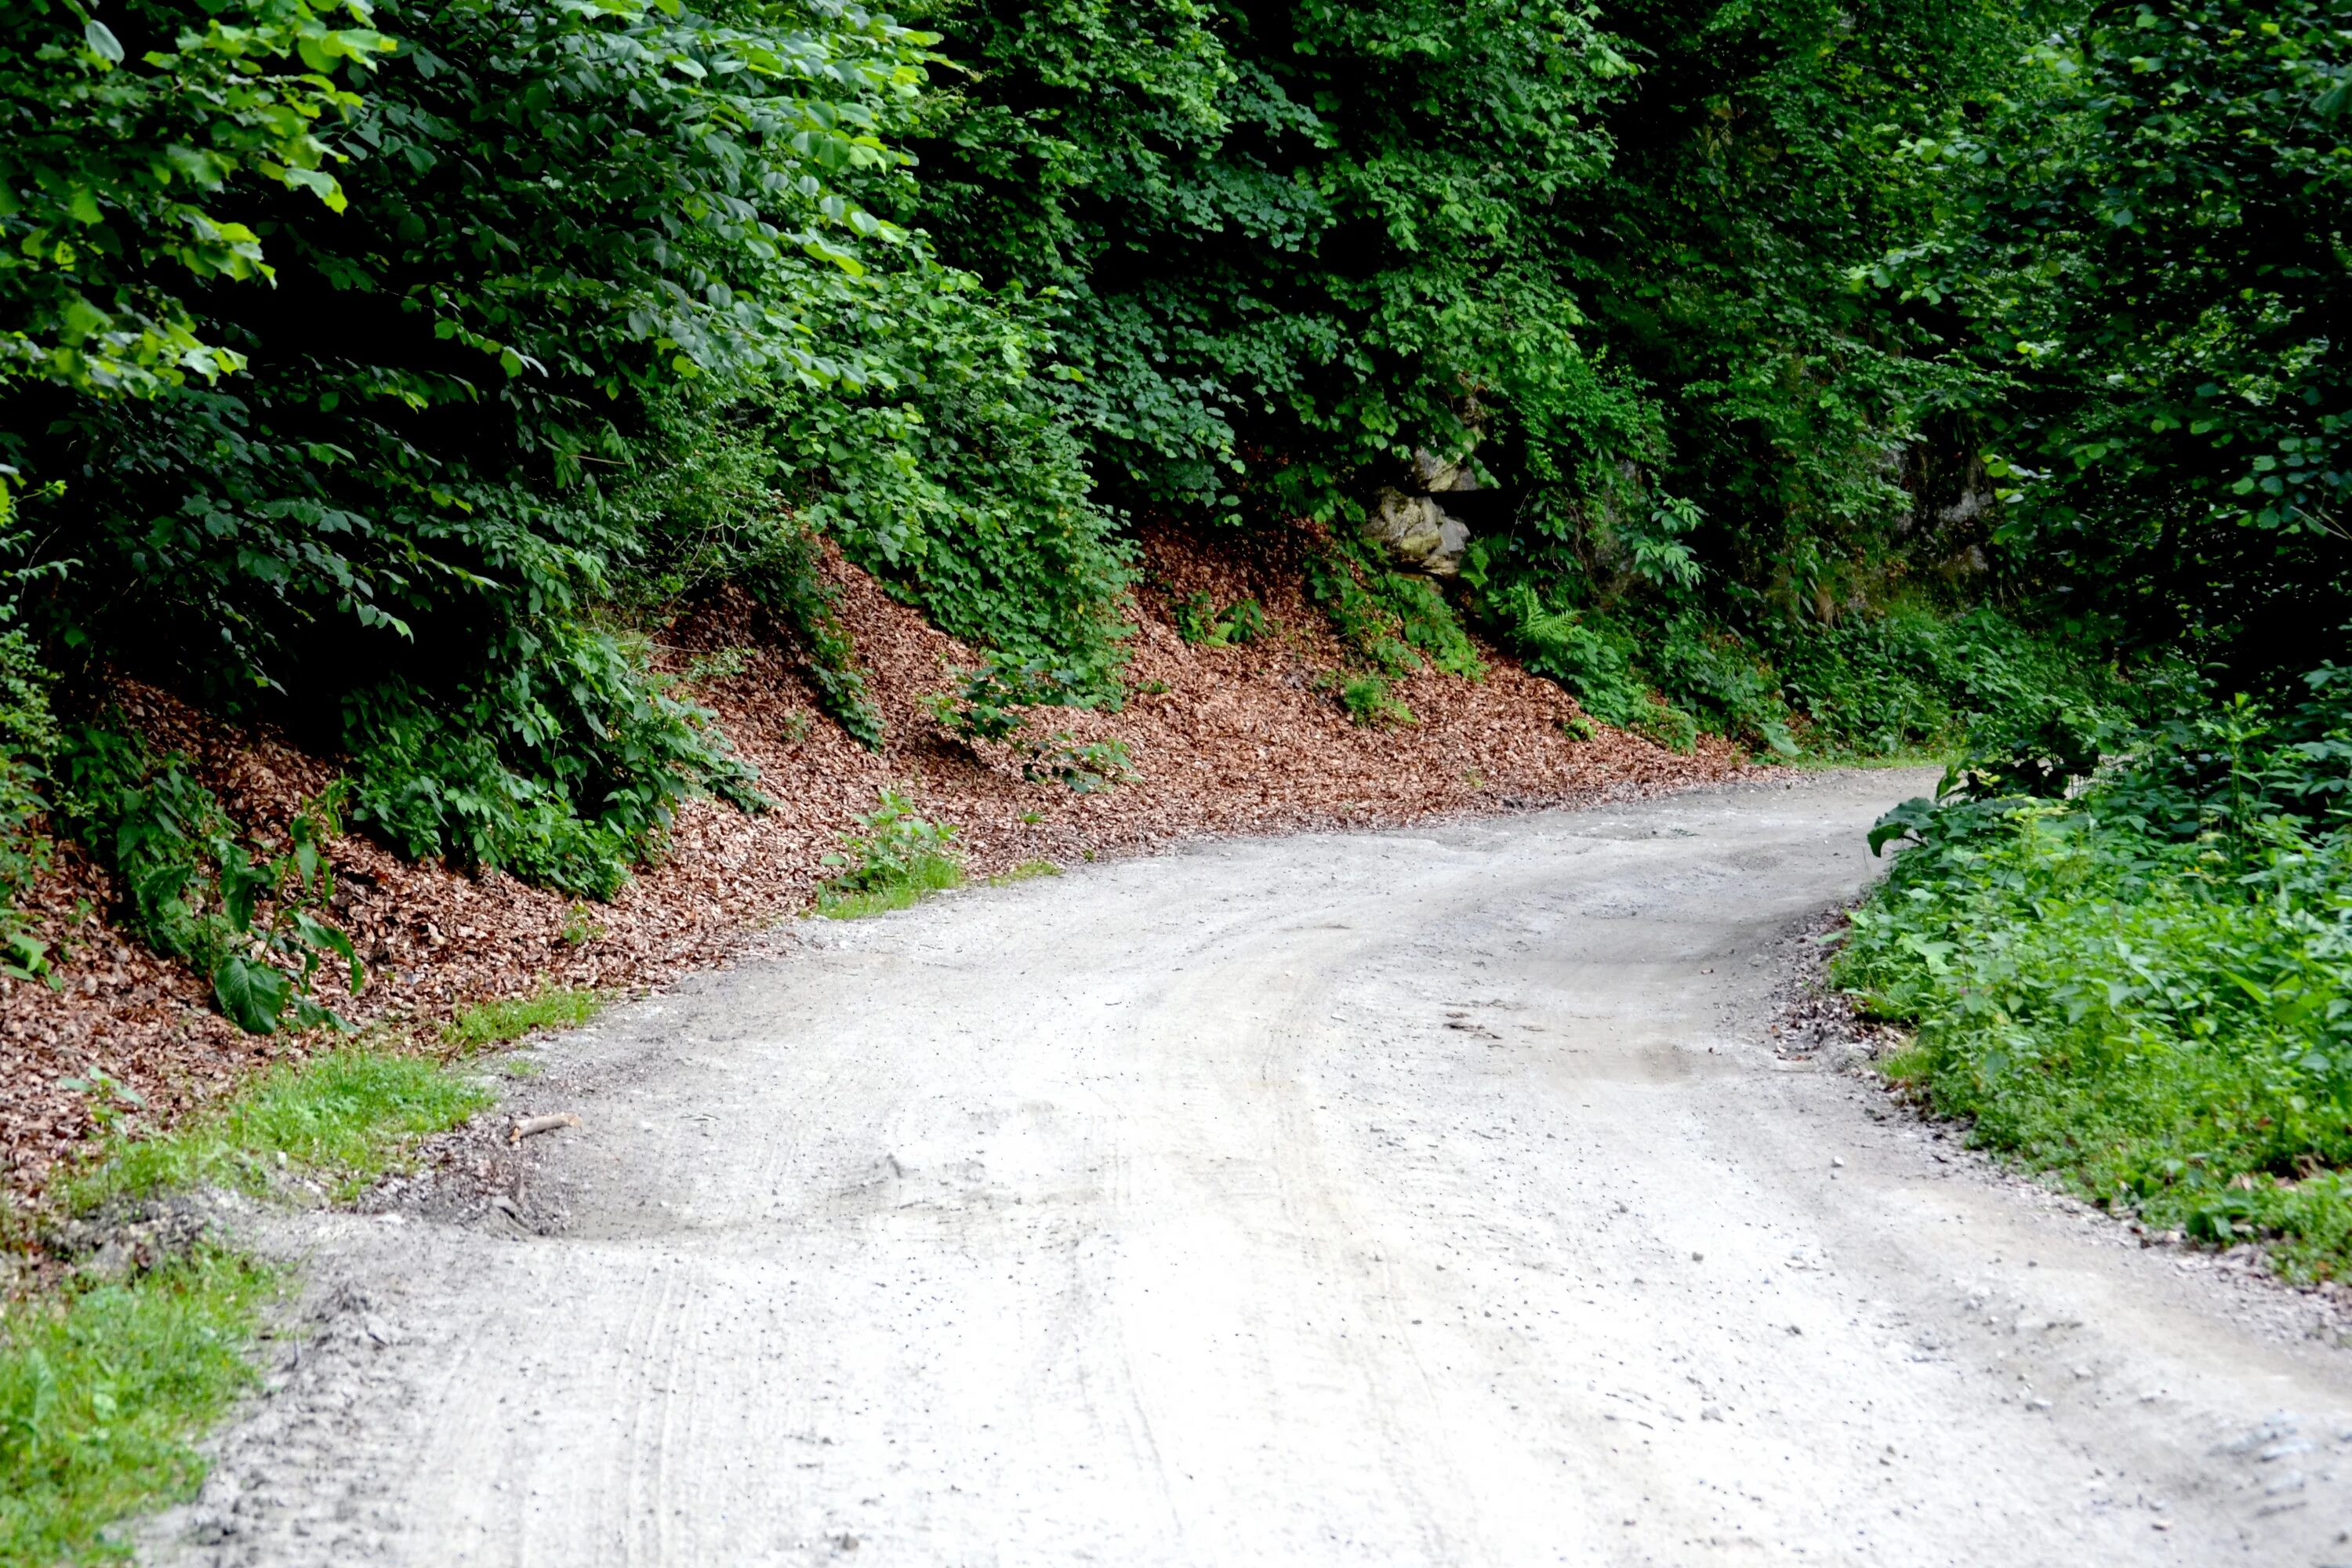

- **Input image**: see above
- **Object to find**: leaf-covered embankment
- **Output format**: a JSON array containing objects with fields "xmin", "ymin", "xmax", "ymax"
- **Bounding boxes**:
[{"xmin": 1, "ymin": 522, "xmax": 1742, "ymax": 1205}]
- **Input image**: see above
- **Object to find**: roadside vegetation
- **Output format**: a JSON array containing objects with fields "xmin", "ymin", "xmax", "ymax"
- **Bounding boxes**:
[
  {"xmin": 0, "ymin": 0, "xmax": 2172, "ymax": 1042},
  {"xmin": 441, "ymin": 990, "xmax": 605, "ymax": 1055},
  {"xmin": 1, "ymin": 1249, "xmax": 271, "ymax": 1567},
  {"xmin": 2, "ymin": 1039, "xmax": 493, "ymax": 1564},
  {"xmin": 1844, "ymin": 679, "xmax": 2352, "ymax": 1279},
  {"xmin": 0, "ymin": 0, "xmax": 2346, "ymax": 1547},
  {"xmin": 816, "ymin": 788, "xmax": 964, "ymax": 919}
]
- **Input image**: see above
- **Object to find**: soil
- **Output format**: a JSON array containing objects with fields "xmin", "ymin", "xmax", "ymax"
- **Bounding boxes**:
[
  {"xmin": 0, "ymin": 521, "xmax": 1741, "ymax": 1205},
  {"xmin": 147, "ymin": 771, "xmax": 2352, "ymax": 1566}
]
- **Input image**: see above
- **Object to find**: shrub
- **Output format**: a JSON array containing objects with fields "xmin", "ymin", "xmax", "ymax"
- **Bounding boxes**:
[
  {"xmin": 1840, "ymin": 676, "xmax": 2352, "ymax": 1277},
  {"xmin": 816, "ymin": 787, "xmax": 964, "ymax": 916}
]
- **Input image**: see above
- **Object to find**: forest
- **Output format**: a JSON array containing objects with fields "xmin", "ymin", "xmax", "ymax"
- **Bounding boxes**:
[
  {"xmin": 2, "ymin": 0, "xmax": 2351, "ymax": 1555},
  {"xmin": 2, "ymin": 0, "xmax": 2350, "ymax": 1282}
]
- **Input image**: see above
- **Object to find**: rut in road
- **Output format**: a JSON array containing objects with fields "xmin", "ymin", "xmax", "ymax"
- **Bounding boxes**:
[{"xmin": 157, "ymin": 771, "xmax": 2352, "ymax": 1567}]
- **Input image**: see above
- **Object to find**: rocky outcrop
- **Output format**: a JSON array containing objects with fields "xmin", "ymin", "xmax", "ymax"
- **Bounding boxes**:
[{"xmin": 1362, "ymin": 448, "xmax": 1479, "ymax": 576}]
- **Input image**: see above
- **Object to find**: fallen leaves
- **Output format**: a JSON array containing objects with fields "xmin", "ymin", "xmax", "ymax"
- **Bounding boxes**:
[{"xmin": 0, "ymin": 519, "xmax": 1744, "ymax": 1203}]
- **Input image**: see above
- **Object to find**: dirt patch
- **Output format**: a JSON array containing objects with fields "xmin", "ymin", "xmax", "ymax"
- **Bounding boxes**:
[{"xmin": 0, "ymin": 520, "xmax": 1744, "ymax": 1205}]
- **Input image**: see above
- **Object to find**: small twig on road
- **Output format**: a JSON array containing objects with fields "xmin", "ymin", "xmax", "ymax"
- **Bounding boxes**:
[{"xmin": 509, "ymin": 1112, "xmax": 582, "ymax": 1145}]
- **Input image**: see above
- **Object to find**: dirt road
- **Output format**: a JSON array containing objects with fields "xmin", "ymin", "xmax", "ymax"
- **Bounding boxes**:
[{"xmin": 158, "ymin": 771, "xmax": 2352, "ymax": 1566}]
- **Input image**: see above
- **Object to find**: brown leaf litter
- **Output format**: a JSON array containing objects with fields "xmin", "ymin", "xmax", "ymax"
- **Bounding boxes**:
[{"xmin": 0, "ymin": 520, "xmax": 1748, "ymax": 1207}]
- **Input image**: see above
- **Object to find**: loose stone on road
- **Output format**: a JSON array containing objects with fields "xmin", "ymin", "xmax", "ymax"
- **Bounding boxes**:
[{"xmin": 159, "ymin": 771, "xmax": 2352, "ymax": 1566}]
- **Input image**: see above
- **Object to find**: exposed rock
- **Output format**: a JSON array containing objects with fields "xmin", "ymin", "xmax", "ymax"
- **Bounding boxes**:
[
  {"xmin": 1365, "ymin": 488, "xmax": 1472, "ymax": 576},
  {"xmin": 1361, "ymin": 448, "xmax": 1482, "ymax": 575}
]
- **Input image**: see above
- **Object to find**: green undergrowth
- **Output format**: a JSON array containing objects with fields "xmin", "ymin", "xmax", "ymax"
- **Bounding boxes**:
[
  {"xmin": 441, "ymin": 989, "xmax": 605, "ymax": 1054},
  {"xmin": 1468, "ymin": 553, "xmax": 2123, "ymax": 764},
  {"xmin": 0, "ymin": 1249, "xmax": 274, "ymax": 1567},
  {"xmin": 5, "ymin": 1035, "xmax": 497, "ymax": 1563},
  {"xmin": 1838, "ymin": 677, "xmax": 2352, "ymax": 1278},
  {"xmin": 815, "ymin": 788, "xmax": 965, "ymax": 920},
  {"xmin": 62, "ymin": 1047, "xmax": 491, "ymax": 1214}
]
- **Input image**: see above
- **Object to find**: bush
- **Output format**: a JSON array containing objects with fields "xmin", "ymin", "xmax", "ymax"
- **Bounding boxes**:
[
  {"xmin": 816, "ymin": 787, "xmax": 963, "ymax": 916},
  {"xmin": 1841, "ymin": 677, "xmax": 2352, "ymax": 1277},
  {"xmin": 2, "ymin": 0, "xmax": 931, "ymax": 922}
]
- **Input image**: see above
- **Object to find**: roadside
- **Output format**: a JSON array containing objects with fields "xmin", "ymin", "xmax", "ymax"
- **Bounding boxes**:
[
  {"xmin": 2, "ymin": 520, "xmax": 1740, "ymax": 1207},
  {"xmin": 136, "ymin": 771, "xmax": 2352, "ymax": 1566}
]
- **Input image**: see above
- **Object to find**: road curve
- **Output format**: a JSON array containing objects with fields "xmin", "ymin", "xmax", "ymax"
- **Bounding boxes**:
[{"xmin": 160, "ymin": 771, "xmax": 2352, "ymax": 1566}]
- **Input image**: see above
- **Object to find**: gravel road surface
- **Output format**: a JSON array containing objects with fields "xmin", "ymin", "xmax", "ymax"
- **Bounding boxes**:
[{"xmin": 157, "ymin": 771, "xmax": 2352, "ymax": 1566}]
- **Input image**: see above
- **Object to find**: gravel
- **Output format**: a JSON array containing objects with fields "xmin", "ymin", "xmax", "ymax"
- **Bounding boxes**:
[
  {"xmin": 142, "ymin": 771, "xmax": 2352, "ymax": 1566},
  {"xmin": 2, "ymin": 519, "xmax": 1740, "ymax": 1204}
]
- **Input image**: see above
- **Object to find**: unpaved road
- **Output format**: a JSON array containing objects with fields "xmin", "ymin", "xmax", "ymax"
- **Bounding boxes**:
[{"xmin": 160, "ymin": 771, "xmax": 2352, "ymax": 1566}]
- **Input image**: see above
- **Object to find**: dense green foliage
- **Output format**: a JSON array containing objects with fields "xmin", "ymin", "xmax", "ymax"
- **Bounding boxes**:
[
  {"xmin": 0, "ymin": 0, "xmax": 1134, "ymax": 931},
  {"xmin": 1842, "ymin": 677, "xmax": 2352, "ymax": 1275},
  {"xmin": 2, "ymin": 0, "xmax": 2343, "ymax": 1083},
  {"xmin": 1831, "ymin": 0, "xmax": 2352, "ymax": 1276},
  {"xmin": 1871, "ymin": 0, "xmax": 2351, "ymax": 677}
]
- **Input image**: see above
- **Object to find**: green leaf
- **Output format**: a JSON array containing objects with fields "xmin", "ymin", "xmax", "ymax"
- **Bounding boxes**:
[{"xmin": 213, "ymin": 955, "xmax": 291, "ymax": 1035}]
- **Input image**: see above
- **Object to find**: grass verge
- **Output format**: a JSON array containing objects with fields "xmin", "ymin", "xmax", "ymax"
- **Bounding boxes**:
[
  {"xmin": 815, "ymin": 851, "xmax": 962, "ymax": 919},
  {"xmin": 63, "ymin": 1047, "xmax": 492, "ymax": 1213},
  {"xmin": 1, "ymin": 1250, "xmax": 274, "ymax": 1566},
  {"xmin": 5, "ymin": 1040, "xmax": 495, "ymax": 1563},
  {"xmin": 441, "ymin": 987, "xmax": 604, "ymax": 1054}
]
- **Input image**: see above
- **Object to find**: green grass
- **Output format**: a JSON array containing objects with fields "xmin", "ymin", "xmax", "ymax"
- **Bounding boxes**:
[
  {"xmin": 987, "ymin": 859, "xmax": 1062, "ymax": 885},
  {"xmin": 63, "ymin": 1048, "xmax": 492, "ymax": 1214},
  {"xmin": 5, "ymin": 1039, "xmax": 500, "ymax": 1561},
  {"xmin": 441, "ymin": 987, "xmax": 603, "ymax": 1053},
  {"xmin": 0, "ymin": 1250, "xmax": 274, "ymax": 1566},
  {"xmin": 815, "ymin": 851, "xmax": 962, "ymax": 919}
]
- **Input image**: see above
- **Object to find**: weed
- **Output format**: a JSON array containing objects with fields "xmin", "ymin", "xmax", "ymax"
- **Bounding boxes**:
[
  {"xmin": 1336, "ymin": 673, "xmax": 1414, "ymax": 728},
  {"xmin": 503, "ymin": 1058, "xmax": 543, "ymax": 1080},
  {"xmin": 775, "ymin": 710, "xmax": 814, "ymax": 745},
  {"xmin": 816, "ymin": 788, "xmax": 964, "ymax": 919},
  {"xmin": 441, "ymin": 989, "xmax": 604, "ymax": 1054},
  {"xmin": 1023, "ymin": 735, "xmax": 1137, "ymax": 793},
  {"xmin": 1134, "ymin": 679, "xmax": 1171, "ymax": 697},
  {"xmin": 53, "ymin": 1073, "xmax": 146, "ymax": 1142},
  {"xmin": 0, "ymin": 1249, "xmax": 273, "ymax": 1566},
  {"xmin": 557, "ymin": 904, "xmax": 606, "ymax": 948},
  {"xmin": 987, "ymin": 859, "xmax": 1062, "ymax": 885},
  {"xmin": 64, "ymin": 1048, "xmax": 489, "ymax": 1212},
  {"xmin": 1308, "ymin": 540, "xmax": 1484, "ymax": 682},
  {"xmin": 1561, "ymin": 713, "xmax": 1596, "ymax": 742},
  {"xmin": 681, "ymin": 646, "xmax": 753, "ymax": 684},
  {"xmin": 1174, "ymin": 593, "xmax": 1269, "ymax": 648},
  {"xmin": 930, "ymin": 659, "xmax": 1137, "ymax": 793}
]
